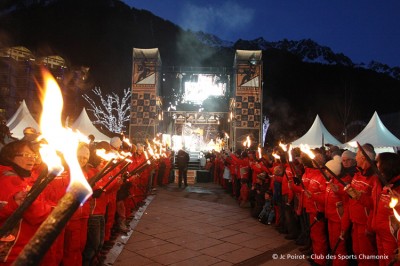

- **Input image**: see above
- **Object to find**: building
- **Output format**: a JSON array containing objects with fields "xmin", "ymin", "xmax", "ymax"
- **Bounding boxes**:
[{"xmin": 0, "ymin": 46, "xmax": 88, "ymax": 122}]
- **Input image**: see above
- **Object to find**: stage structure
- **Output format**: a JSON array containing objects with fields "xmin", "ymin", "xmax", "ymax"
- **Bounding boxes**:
[
  {"xmin": 129, "ymin": 48, "xmax": 162, "ymax": 143},
  {"xmin": 231, "ymin": 50, "xmax": 263, "ymax": 151},
  {"xmin": 129, "ymin": 49, "xmax": 263, "ymax": 152},
  {"xmin": 161, "ymin": 66, "xmax": 231, "ymax": 152}
]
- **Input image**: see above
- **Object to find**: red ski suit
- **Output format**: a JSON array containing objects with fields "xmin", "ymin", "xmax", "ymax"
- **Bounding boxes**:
[
  {"xmin": 306, "ymin": 167, "xmax": 328, "ymax": 266},
  {"xmin": 348, "ymin": 168, "xmax": 378, "ymax": 266},
  {"xmin": 325, "ymin": 174, "xmax": 352, "ymax": 266},
  {"xmin": 371, "ymin": 175, "xmax": 400, "ymax": 266},
  {"xmin": 0, "ymin": 165, "xmax": 54, "ymax": 266}
]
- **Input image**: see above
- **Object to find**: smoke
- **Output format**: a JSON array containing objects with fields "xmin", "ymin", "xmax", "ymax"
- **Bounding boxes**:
[{"xmin": 179, "ymin": 1, "xmax": 255, "ymax": 41}]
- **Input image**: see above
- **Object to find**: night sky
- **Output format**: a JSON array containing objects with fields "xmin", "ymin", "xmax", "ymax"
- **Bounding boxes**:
[{"xmin": 124, "ymin": 0, "xmax": 400, "ymax": 67}]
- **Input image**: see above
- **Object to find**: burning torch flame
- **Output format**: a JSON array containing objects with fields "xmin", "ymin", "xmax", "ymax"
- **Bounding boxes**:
[
  {"xmin": 123, "ymin": 137, "xmax": 132, "ymax": 147},
  {"xmin": 258, "ymin": 146, "xmax": 262, "ymax": 159},
  {"xmin": 389, "ymin": 197, "xmax": 400, "ymax": 221},
  {"xmin": 272, "ymin": 153, "xmax": 280, "ymax": 160},
  {"xmin": 96, "ymin": 149, "xmax": 118, "ymax": 161},
  {"xmin": 243, "ymin": 136, "xmax": 251, "ymax": 148},
  {"xmin": 39, "ymin": 144, "xmax": 64, "ymax": 175},
  {"xmin": 40, "ymin": 70, "xmax": 92, "ymax": 202},
  {"xmin": 279, "ymin": 142, "xmax": 287, "ymax": 152},
  {"xmin": 288, "ymin": 144, "xmax": 293, "ymax": 162},
  {"xmin": 300, "ymin": 144, "xmax": 315, "ymax": 160}
]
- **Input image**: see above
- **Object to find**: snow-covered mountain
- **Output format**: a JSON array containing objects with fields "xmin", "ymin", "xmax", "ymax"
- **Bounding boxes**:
[
  {"xmin": 194, "ymin": 31, "xmax": 234, "ymax": 48},
  {"xmin": 194, "ymin": 33, "xmax": 400, "ymax": 80}
]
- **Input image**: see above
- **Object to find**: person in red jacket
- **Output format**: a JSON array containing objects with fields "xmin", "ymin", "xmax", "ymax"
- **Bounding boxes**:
[
  {"xmin": 62, "ymin": 143, "xmax": 93, "ymax": 266},
  {"xmin": 0, "ymin": 140, "xmax": 55, "ymax": 265},
  {"xmin": 304, "ymin": 152, "xmax": 328, "ymax": 266},
  {"xmin": 371, "ymin": 152, "xmax": 400, "ymax": 266},
  {"xmin": 291, "ymin": 155, "xmax": 313, "ymax": 251},
  {"xmin": 324, "ymin": 156, "xmax": 351, "ymax": 266},
  {"xmin": 345, "ymin": 144, "xmax": 379, "ymax": 266}
]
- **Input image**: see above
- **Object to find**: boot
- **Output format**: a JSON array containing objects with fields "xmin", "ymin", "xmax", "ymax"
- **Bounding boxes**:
[{"xmin": 118, "ymin": 218, "xmax": 130, "ymax": 233}]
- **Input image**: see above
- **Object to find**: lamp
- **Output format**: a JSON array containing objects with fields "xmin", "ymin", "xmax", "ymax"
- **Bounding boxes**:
[{"xmin": 249, "ymin": 53, "xmax": 258, "ymax": 65}]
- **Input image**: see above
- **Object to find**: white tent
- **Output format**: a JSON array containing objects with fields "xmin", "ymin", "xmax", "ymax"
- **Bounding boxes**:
[
  {"xmin": 71, "ymin": 108, "xmax": 110, "ymax": 142},
  {"xmin": 292, "ymin": 115, "xmax": 342, "ymax": 148},
  {"xmin": 6, "ymin": 100, "xmax": 40, "ymax": 139},
  {"xmin": 343, "ymin": 111, "xmax": 400, "ymax": 153}
]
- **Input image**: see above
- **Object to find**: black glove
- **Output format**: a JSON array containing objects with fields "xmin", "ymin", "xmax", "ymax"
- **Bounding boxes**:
[{"xmin": 92, "ymin": 189, "xmax": 103, "ymax": 198}]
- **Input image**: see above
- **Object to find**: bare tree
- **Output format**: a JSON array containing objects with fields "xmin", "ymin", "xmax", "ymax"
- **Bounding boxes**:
[{"xmin": 83, "ymin": 87, "xmax": 131, "ymax": 133}]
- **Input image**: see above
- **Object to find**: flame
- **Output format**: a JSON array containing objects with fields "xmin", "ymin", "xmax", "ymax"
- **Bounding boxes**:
[
  {"xmin": 288, "ymin": 144, "xmax": 293, "ymax": 162},
  {"xmin": 300, "ymin": 144, "xmax": 315, "ymax": 160},
  {"xmin": 120, "ymin": 151, "xmax": 132, "ymax": 158},
  {"xmin": 243, "ymin": 136, "xmax": 251, "ymax": 148},
  {"xmin": 144, "ymin": 151, "xmax": 151, "ymax": 165},
  {"xmin": 272, "ymin": 153, "xmax": 280, "ymax": 159},
  {"xmin": 39, "ymin": 70, "xmax": 92, "ymax": 202},
  {"xmin": 39, "ymin": 144, "xmax": 64, "ymax": 175},
  {"xmin": 123, "ymin": 137, "xmax": 132, "ymax": 147},
  {"xmin": 96, "ymin": 149, "xmax": 118, "ymax": 161},
  {"xmin": 389, "ymin": 197, "xmax": 400, "ymax": 221},
  {"xmin": 279, "ymin": 142, "xmax": 287, "ymax": 152},
  {"xmin": 258, "ymin": 146, "xmax": 262, "ymax": 159}
]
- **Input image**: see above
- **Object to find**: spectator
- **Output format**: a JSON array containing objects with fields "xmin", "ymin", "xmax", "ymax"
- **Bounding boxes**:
[
  {"xmin": 258, "ymin": 190, "xmax": 275, "ymax": 224},
  {"xmin": 176, "ymin": 149, "xmax": 190, "ymax": 188},
  {"xmin": 21, "ymin": 127, "xmax": 40, "ymax": 142}
]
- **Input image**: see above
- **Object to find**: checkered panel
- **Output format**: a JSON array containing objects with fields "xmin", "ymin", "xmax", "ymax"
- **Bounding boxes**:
[
  {"xmin": 235, "ymin": 95, "xmax": 261, "ymax": 128},
  {"xmin": 130, "ymin": 92, "xmax": 157, "ymax": 125}
]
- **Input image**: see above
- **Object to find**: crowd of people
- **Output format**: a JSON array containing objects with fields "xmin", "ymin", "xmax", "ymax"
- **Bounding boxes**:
[
  {"xmin": 206, "ymin": 144, "xmax": 400, "ymax": 266},
  {"xmin": 2, "ymin": 123, "xmax": 400, "ymax": 266},
  {"xmin": 0, "ymin": 127, "xmax": 174, "ymax": 266}
]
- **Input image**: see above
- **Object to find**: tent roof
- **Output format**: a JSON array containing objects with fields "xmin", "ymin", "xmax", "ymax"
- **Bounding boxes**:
[
  {"xmin": 71, "ymin": 108, "xmax": 110, "ymax": 142},
  {"xmin": 344, "ymin": 111, "xmax": 400, "ymax": 148},
  {"xmin": 292, "ymin": 115, "xmax": 342, "ymax": 148},
  {"xmin": 6, "ymin": 100, "xmax": 40, "ymax": 139}
]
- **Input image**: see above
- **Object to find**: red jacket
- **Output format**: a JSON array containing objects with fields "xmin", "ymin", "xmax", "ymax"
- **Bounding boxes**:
[
  {"xmin": 307, "ymin": 168, "xmax": 327, "ymax": 213},
  {"xmin": 87, "ymin": 165, "xmax": 107, "ymax": 216},
  {"xmin": 293, "ymin": 167, "xmax": 317, "ymax": 213},
  {"xmin": 370, "ymin": 175, "xmax": 400, "ymax": 235},
  {"xmin": 0, "ymin": 165, "xmax": 52, "ymax": 265},
  {"xmin": 250, "ymin": 161, "xmax": 270, "ymax": 185},
  {"xmin": 348, "ymin": 168, "xmax": 377, "ymax": 225},
  {"xmin": 370, "ymin": 175, "xmax": 400, "ymax": 264},
  {"xmin": 43, "ymin": 170, "xmax": 69, "ymax": 206},
  {"xmin": 324, "ymin": 175, "xmax": 352, "ymax": 223},
  {"xmin": 230, "ymin": 154, "xmax": 250, "ymax": 179}
]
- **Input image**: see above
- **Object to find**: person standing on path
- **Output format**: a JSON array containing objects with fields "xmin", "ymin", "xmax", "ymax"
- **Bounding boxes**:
[{"xmin": 177, "ymin": 149, "xmax": 190, "ymax": 188}]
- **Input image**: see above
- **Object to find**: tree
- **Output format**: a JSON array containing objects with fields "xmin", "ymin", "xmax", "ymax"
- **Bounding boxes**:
[{"xmin": 82, "ymin": 87, "xmax": 131, "ymax": 133}]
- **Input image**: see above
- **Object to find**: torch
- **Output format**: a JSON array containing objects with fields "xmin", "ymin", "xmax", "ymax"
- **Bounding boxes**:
[
  {"xmin": 285, "ymin": 143, "xmax": 305, "ymax": 189},
  {"xmin": 88, "ymin": 155, "xmax": 128, "ymax": 187},
  {"xmin": 272, "ymin": 153, "xmax": 289, "ymax": 181},
  {"xmin": 355, "ymin": 142, "xmax": 388, "ymax": 187},
  {"xmin": 243, "ymin": 136, "xmax": 251, "ymax": 150},
  {"xmin": 14, "ymin": 70, "xmax": 93, "ymax": 265},
  {"xmin": 355, "ymin": 142, "xmax": 400, "ymax": 224},
  {"xmin": 299, "ymin": 144, "xmax": 331, "ymax": 182},
  {"xmin": 91, "ymin": 159, "xmax": 133, "ymax": 198}
]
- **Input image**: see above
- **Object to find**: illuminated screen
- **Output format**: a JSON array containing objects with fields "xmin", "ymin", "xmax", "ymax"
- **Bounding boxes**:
[{"xmin": 184, "ymin": 74, "xmax": 226, "ymax": 104}]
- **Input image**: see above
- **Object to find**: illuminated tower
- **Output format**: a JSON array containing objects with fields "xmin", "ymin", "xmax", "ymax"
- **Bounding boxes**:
[
  {"xmin": 129, "ymin": 48, "xmax": 162, "ymax": 143},
  {"xmin": 231, "ymin": 50, "xmax": 263, "ymax": 150}
]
